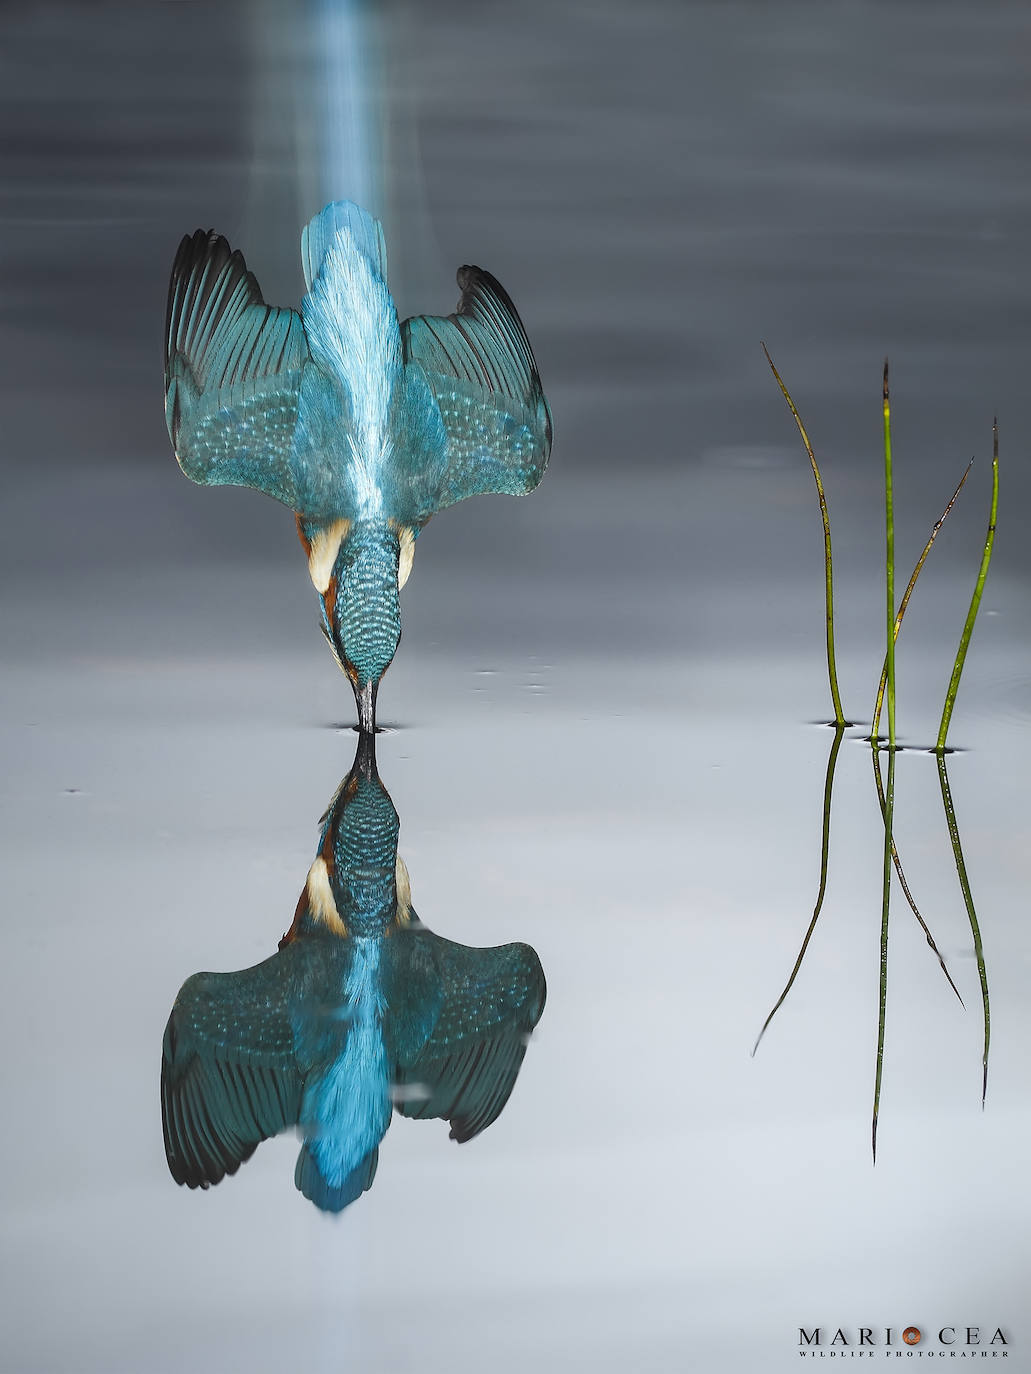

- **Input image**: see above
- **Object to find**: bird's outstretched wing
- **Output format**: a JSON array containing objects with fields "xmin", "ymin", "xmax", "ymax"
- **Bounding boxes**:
[
  {"xmin": 164, "ymin": 230, "xmax": 309, "ymax": 508},
  {"xmin": 401, "ymin": 267, "xmax": 552, "ymax": 510},
  {"xmin": 160, "ymin": 946, "xmax": 313, "ymax": 1189},
  {"xmin": 392, "ymin": 930, "xmax": 546, "ymax": 1142}
]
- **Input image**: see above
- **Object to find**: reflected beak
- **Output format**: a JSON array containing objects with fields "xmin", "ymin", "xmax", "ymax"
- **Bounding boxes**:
[{"xmin": 353, "ymin": 725, "xmax": 378, "ymax": 781}]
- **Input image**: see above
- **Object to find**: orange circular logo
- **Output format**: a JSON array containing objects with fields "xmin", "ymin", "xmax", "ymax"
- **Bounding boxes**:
[{"xmin": 903, "ymin": 1327, "xmax": 922, "ymax": 1346}]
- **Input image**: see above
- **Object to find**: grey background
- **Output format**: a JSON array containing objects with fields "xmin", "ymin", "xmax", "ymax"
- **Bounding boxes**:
[{"xmin": 2, "ymin": 2, "xmax": 1029, "ymax": 1370}]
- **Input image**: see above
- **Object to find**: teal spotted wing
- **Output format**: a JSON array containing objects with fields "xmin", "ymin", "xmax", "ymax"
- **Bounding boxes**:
[
  {"xmin": 164, "ymin": 230, "xmax": 310, "ymax": 508},
  {"xmin": 401, "ymin": 267, "xmax": 552, "ymax": 510},
  {"xmin": 392, "ymin": 929, "xmax": 546, "ymax": 1142},
  {"xmin": 160, "ymin": 945, "xmax": 317, "ymax": 1189}
]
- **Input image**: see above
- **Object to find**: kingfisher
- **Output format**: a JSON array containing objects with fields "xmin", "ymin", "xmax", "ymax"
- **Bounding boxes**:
[
  {"xmin": 160, "ymin": 732, "xmax": 546, "ymax": 1213},
  {"xmin": 163, "ymin": 201, "xmax": 552, "ymax": 731}
]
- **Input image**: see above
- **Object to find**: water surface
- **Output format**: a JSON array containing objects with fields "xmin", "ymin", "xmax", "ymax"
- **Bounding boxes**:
[{"xmin": 2, "ymin": 3, "xmax": 1030, "ymax": 1370}]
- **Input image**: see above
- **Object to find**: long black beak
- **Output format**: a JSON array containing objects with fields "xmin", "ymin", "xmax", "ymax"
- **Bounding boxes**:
[{"xmin": 355, "ymin": 680, "xmax": 377, "ymax": 735}]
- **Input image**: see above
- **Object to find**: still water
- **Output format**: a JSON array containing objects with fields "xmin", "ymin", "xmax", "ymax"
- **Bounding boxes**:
[{"xmin": 2, "ymin": 2, "xmax": 1030, "ymax": 1370}]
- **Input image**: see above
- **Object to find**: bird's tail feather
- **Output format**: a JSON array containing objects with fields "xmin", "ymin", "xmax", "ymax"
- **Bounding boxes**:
[
  {"xmin": 301, "ymin": 201, "xmax": 387, "ymax": 291},
  {"xmin": 294, "ymin": 1139, "xmax": 379, "ymax": 1213}
]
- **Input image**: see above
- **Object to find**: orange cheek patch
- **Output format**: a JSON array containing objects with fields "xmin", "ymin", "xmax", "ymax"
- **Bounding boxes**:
[
  {"xmin": 304, "ymin": 518, "xmax": 351, "ymax": 593},
  {"xmin": 279, "ymin": 885, "xmax": 310, "ymax": 948}
]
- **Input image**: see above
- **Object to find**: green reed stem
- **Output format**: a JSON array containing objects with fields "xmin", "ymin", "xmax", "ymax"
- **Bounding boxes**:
[
  {"xmin": 934, "ymin": 420, "xmax": 997, "ymax": 1105},
  {"xmin": 935, "ymin": 425, "xmax": 999, "ymax": 753},
  {"xmin": 872, "ymin": 360, "xmax": 896, "ymax": 1164},
  {"xmin": 883, "ymin": 361, "xmax": 896, "ymax": 751},
  {"xmin": 869, "ymin": 463, "xmax": 972, "ymax": 1007},
  {"xmin": 872, "ymin": 742, "xmax": 895, "ymax": 1163},
  {"xmin": 872, "ymin": 461, "xmax": 972, "ymax": 741},
  {"xmin": 870, "ymin": 745, "xmax": 963, "ymax": 1006},
  {"xmin": 763, "ymin": 343, "xmax": 847, "ymax": 727},
  {"xmin": 752, "ymin": 722, "xmax": 846, "ymax": 1055},
  {"xmin": 937, "ymin": 752, "xmax": 990, "ymax": 1105}
]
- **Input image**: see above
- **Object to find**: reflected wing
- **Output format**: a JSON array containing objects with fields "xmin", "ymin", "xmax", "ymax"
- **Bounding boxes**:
[
  {"xmin": 160, "ymin": 947, "xmax": 312, "ymax": 1189},
  {"xmin": 393, "ymin": 932, "xmax": 546, "ymax": 1142},
  {"xmin": 164, "ymin": 230, "xmax": 310, "ymax": 508},
  {"xmin": 401, "ymin": 267, "xmax": 552, "ymax": 510}
]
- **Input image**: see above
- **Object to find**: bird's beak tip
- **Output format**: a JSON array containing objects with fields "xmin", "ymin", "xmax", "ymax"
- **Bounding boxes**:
[{"xmin": 354, "ymin": 680, "xmax": 377, "ymax": 736}]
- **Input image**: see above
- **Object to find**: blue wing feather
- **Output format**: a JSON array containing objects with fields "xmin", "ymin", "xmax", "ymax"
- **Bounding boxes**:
[
  {"xmin": 164, "ymin": 229, "xmax": 309, "ymax": 507},
  {"xmin": 402, "ymin": 267, "xmax": 552, "ymax": 510},
  {"xmin": 160, "ymin": 947, "xmax": 317, "ymax": 1189},
  {"xmin": 392, "ymin": 930, "xmax": 546, "ymax": 1142},
  {"xmin": 164, "ymin": 214, "xmax": 550, "ymax": 530}
]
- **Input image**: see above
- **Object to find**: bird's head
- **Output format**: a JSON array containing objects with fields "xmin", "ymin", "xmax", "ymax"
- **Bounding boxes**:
[
  {"xmin": 299, "ymin": 518, "xmax": 417, "ymax": 732},
  {"xmin": 282, "ymin": 730, "xmax": 409, "ymax": 944}
]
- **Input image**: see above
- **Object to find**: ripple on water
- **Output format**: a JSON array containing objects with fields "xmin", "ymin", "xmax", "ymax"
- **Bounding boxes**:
[
  {"xmin": 322, "ymin": 722, "xmax": 405, "ymax": 734},
  {"xmin": 802, "ymin": 721, "xmax": 966, "ymax": 753}
]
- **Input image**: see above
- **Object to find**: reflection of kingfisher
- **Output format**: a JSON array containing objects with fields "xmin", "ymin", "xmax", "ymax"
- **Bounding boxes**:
[
  {"xmin": 164, "ymin": 201, "xmax": 552, "ymax": 731},
  {"xmin": 161, "ymin": 733, "xmax": 546, "ymax": 1212}
]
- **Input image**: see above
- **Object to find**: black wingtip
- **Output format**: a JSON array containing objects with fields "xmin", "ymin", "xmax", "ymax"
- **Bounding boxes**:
[
  {"xmin": 165, "ymin": 230, "xmax": 224, "ymax": 364},
  {"xmin": 455, "ymin": 264, "xmax": 523, "ymax": 326},
  {"xmin": 164, "ymin": 227, "xmax": 259, "ymax": 378}
]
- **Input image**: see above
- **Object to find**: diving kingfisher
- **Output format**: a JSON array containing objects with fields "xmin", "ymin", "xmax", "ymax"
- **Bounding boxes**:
[
  {"xmin": 163, "ymin": 201, "xmax": 552, "ymax": 731},
  {"xmin": 160, "ymin": 732, "xmax": 546, "ymax": 1213}
]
